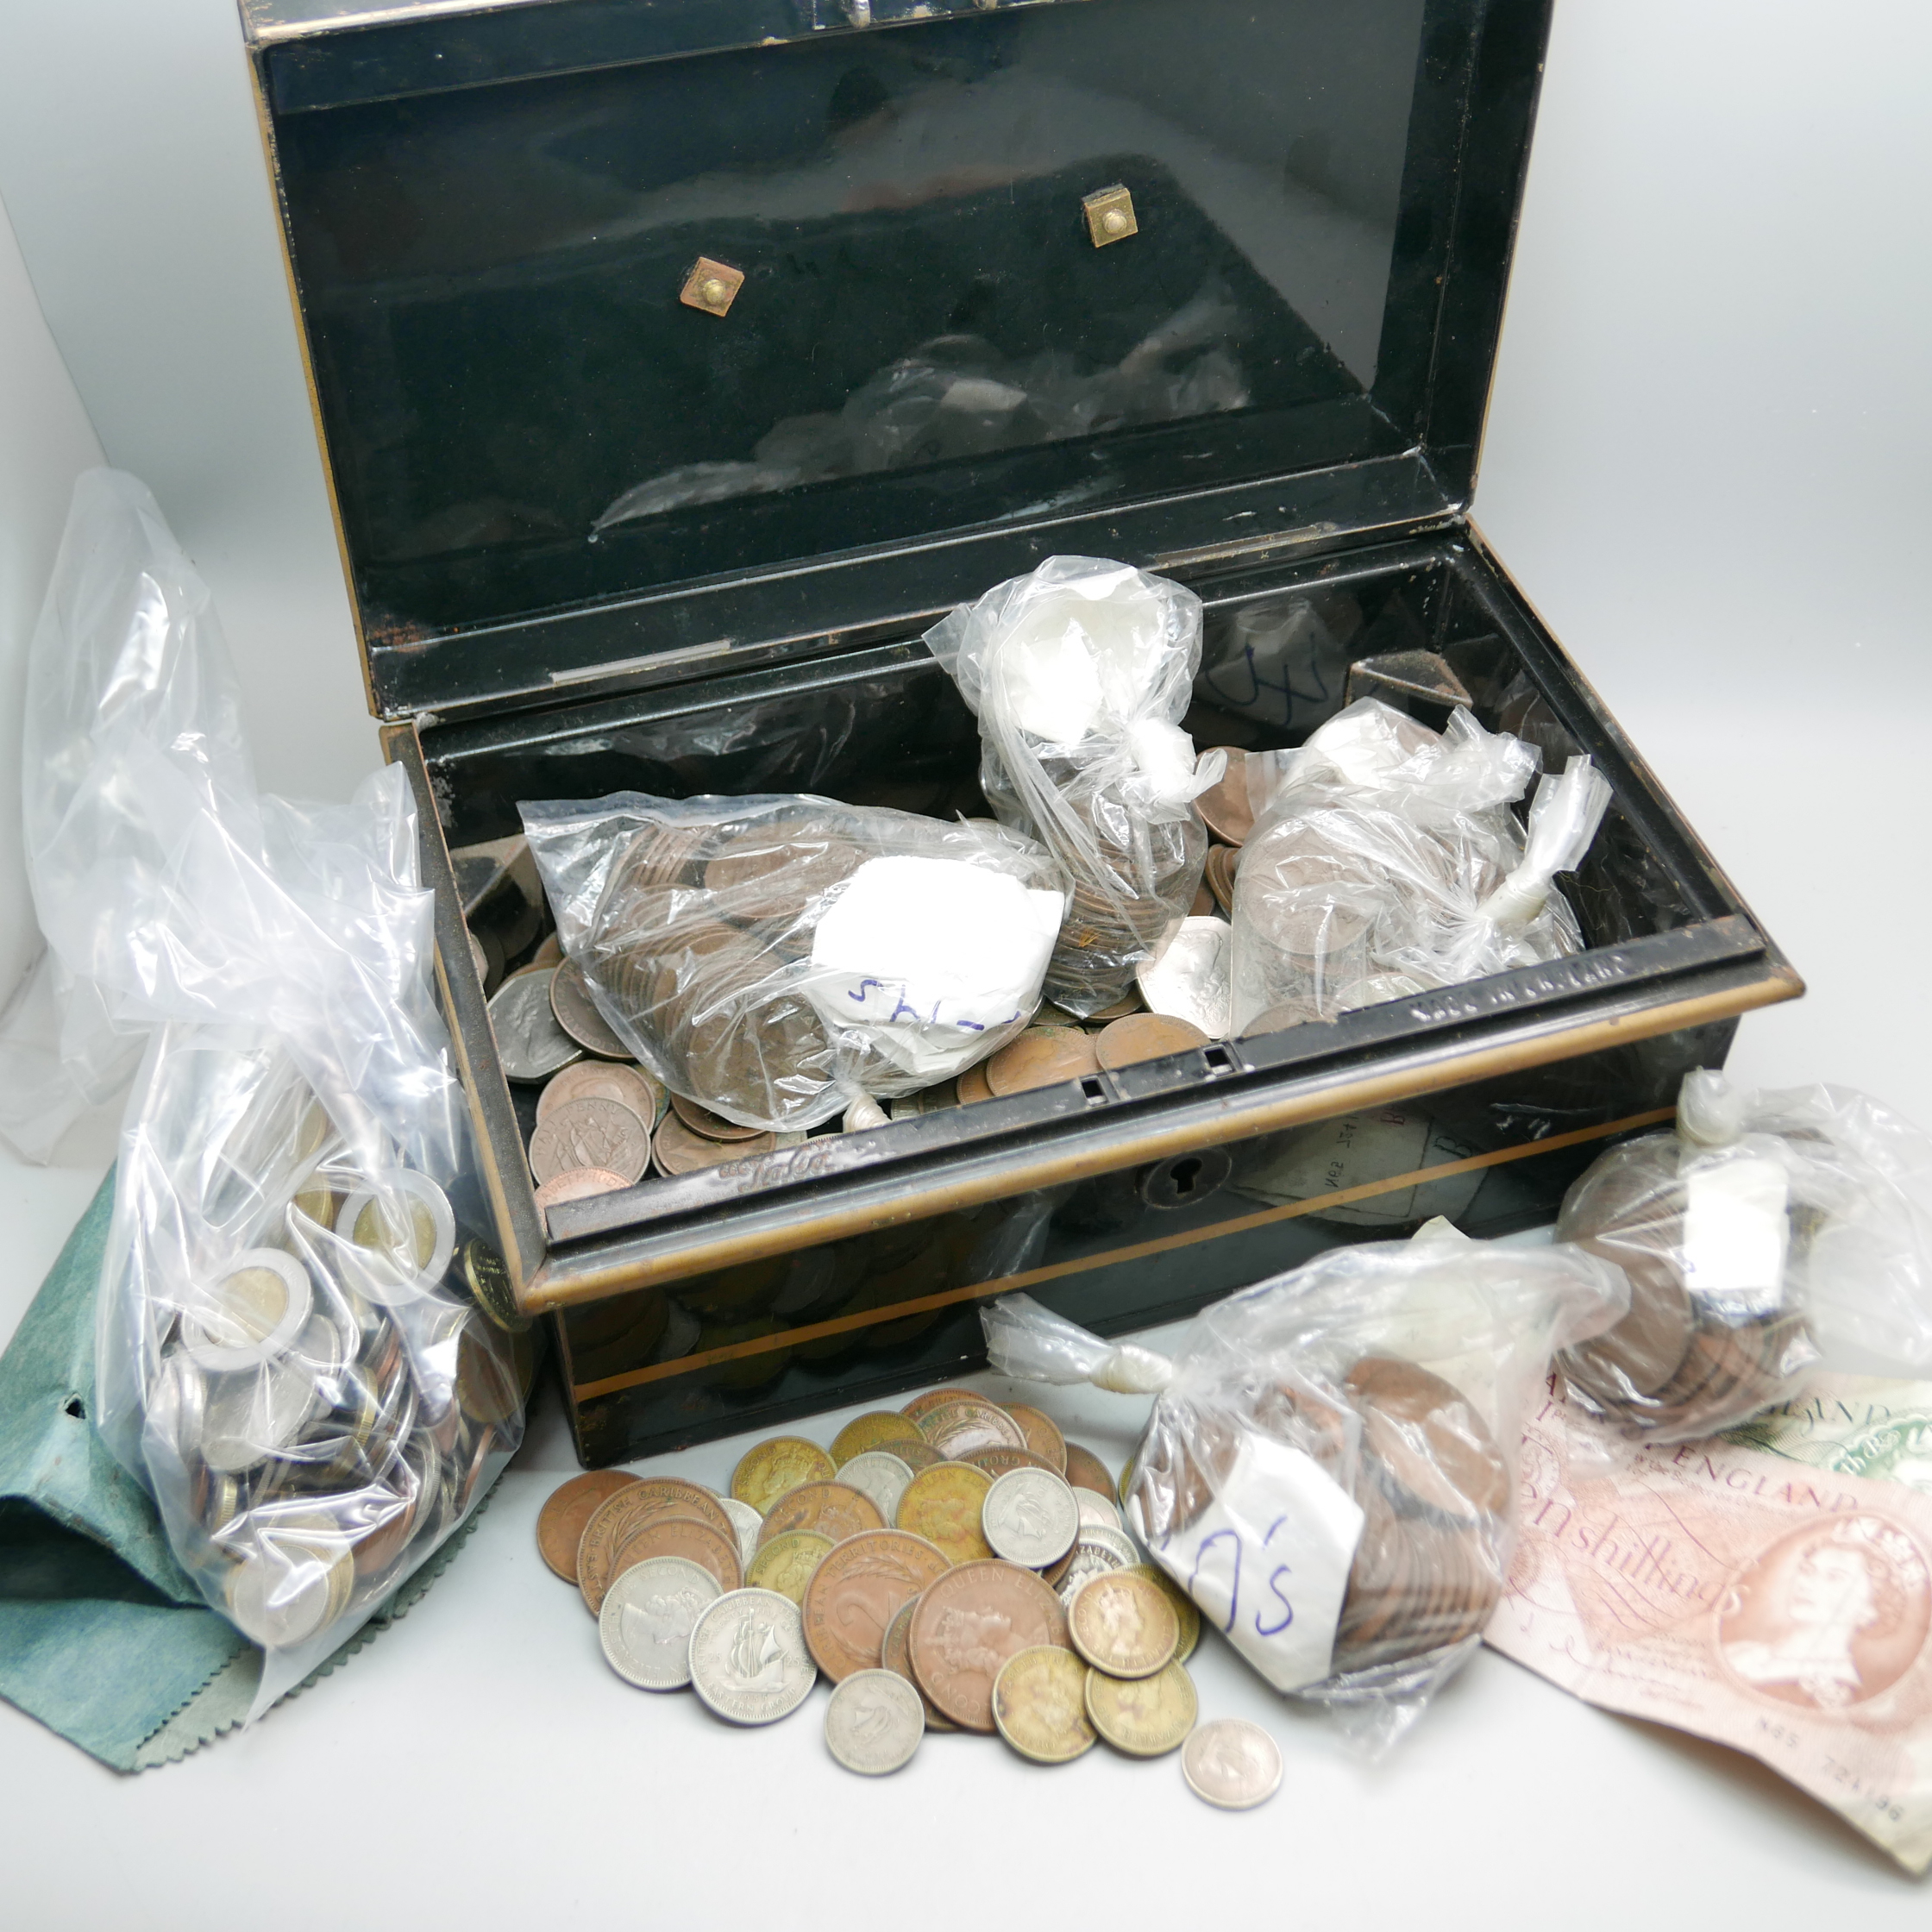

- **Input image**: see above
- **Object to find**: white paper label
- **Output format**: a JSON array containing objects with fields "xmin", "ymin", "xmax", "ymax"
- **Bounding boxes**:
[
  {"xmin": 1138, "ymin": 1428, "xmax": 1364, "ymax": 1692},
  {"xmin": 1682, "ymin": 1155, "xmax": 1790, "ymax": 1307}
]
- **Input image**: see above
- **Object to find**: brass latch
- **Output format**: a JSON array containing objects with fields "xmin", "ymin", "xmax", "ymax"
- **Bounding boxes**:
[
  {"xmin": 1082, "ymin": 185, "xmax": 1138, "ymax": 248},
  {"xmin": 680, "ymin": 257, "xmax": 745, "ymax": 317}
]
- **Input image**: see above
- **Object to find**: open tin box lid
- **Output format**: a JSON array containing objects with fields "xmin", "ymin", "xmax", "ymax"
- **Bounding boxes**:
[{"xmin": 242, "ymin": 0, "xmax": 1546, "ymax": 720}]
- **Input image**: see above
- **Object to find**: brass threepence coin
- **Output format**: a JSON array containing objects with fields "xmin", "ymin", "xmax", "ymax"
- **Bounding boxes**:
[
  {"xmin": 532, "ymin": 1166, "xmax": 629, "ymax": 1210},
  {"xmin": 732, "ymin": 1436, "xmax": 837, "ymax": 1515},
  {"xmin": 536, "ymin": 1470, "xmax": 640, "ymax": 1582},
  {"xmin": 487, "ymin": 969, "xmax": 582, "ymax": 1082},
  {"xmin": 610, "ymin": 1514, "xmax": 743, "ymax": 1596},
  {"xmin": 1194, "ymin": 747, "xmax": 1256, "ymax": 845},
  {"xmin": 1094, "ymin": 1013, "xmax": 1210, "ymax": 1070},
  {"xmin": 1003, "ymin": 1403, "xmax": 1068, "ymax": 1473},
  {"xmin": 1084, "ymin": 1657, "xmax": 1197, "ymax": 1756},
  {"xmin": 576, "ymin": 1477, "xmax": 739, "ymax": 1614},
  {"xmin": 670, "ymin": 1093, "xmax": 764, "ymax": 1142},
  {"xmin": 537, "ymin": 1059, "xmax": 666, "ymax": 1131},
  {"xmin": 908, "ymin": 1560, "xmax": 1072, "ymax": 1732},
  {"xmin": 529, "ymin": 1096, "xmax": 652, "ymax": 1188},
  {"xmin": 831, "ymin": 1411, "xmax": 925, "ymax": 1465},
  {"xmin": 882, "ymin": 1596, "xmax": 955, "ymax": 1732},
  {"xmin": 985, "ymin": 1027, "xmax": 1101, "ymax": 1097},
  {"xmin": 549, "ymin": 957, "xmax": 633, "ymax": 1059},
  {"xmin": 992, "ymin": 1645, "xmax": 1096, "ymax": 1764},
  {"xmin": 1181, "ymin": 1719, "xmax": 1283, "ymax": 1810},
  {"xmin": 835, "ymin": 1451, "xmax": 917, "ymax": 1526},
  {"xmin": 801, "ymin": 1528, "xmax": 951, "ymax": 1681},
  {"xmin": 745, "ymin": 1530, "xmax": 834, "ymax": 1604},
  {"xmin": 756, "ymin": 1481, "xmax": 885, "ymax": 1549},
  {"xmin": 1063, "ymin": 1442, "xmax": 1115, "ymax": 1498},
  {"xmin": 895, "ymin": 1461, "xmax": 994, "ymax": 1565},
  {"xmin": 824, "ymin": 1669, "xmax": 925, "ymax": 1776},
  {"xmin": 1068, "ymin": 1571, "xmax": 1179, "ymax": 1678},
  {"xmin": 1124, "ymin": 1565, "xmax": 1201, "ymax": 1664},
  {"xmin": 982, "ymin": 1467, "xmax": 1081, "ymax": 1570},
  {"xmin": 687, "ymin": 1588, "xmax": 818, "ymax": 1725},
  {"xmin": 598, "ymin": 1555, "xmax": 722, "ymax": 1691},
  {"xmin": 916, "ymin": 1394, "xmax": 1026, "ymax": 1461},
  {"xmin": 654, "ymin": 1113, "xmax": 776, "ymax": 1176}
]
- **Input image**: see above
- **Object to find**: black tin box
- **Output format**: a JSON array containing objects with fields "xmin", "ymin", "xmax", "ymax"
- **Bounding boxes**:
[{"xmin": 241, "ymin": 0, "xmax": 1800, "ymax": 1463}]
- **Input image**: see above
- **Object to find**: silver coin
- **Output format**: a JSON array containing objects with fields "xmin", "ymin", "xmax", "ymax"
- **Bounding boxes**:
[
  {"xmin": 982, "ymin": 1466, "xmax": 1081, "ymax": 1568},
  {"xmin": 1072, "ymin": 1486, "xmax": 1123, "ymax": 1533},
  {"xmin": 222, "ymin": 1539, "xmax": 346, "ymax": 1648},
  {"xmin": 824, "ymin": 1667, "xmax": 924, "ymax": 1775},
  {"xmin": 1181, "ymin": 1718, "xmax": 1284, "ymax": 1810},
  {"xmin": 842, "ymin": 1095, "xmax": 891, "ymax": 1132},
  {"xmin": 487, "ymin": 969, "xmax": 583, "ymax": 1082},
  {"xmin": 836, "ymin": 1451, "xmax": 916, "ymax": 1527},
  {"xmin": 1054, "ymin": 1527, "xmax": 1137, "ymax": 1606},
  {"xmin": 528, "ymin": 1096, "xmax": 651, "ymax": 1187},
  {"xmin": 717, "ymin": 1495, "xmax": 763, "ymax": 1572},
  {"xmin": 1136, "ymin": 915, "xmax": 1233, "ymax": 1039},
  {"xmin": 599, "ymin": 1555, "xmax": 723, "ymax": 1691},
  {"xmin": 687, "ymin": 1588, "xmax": 817, "ymax": 1725},
  {"xmin": 549, "ymin": 957, "xmax": 633, "ymax": 1060},
  {"xmin": 200, "ymin": 1357, "xmax": 322, "ymax": 1473},
  {"xmin": 179, "ymin": 1249, "xmax": 315, "ymax": 1372}
]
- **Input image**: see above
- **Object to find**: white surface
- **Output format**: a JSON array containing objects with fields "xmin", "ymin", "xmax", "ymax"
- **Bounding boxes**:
[{"xmin": 2, "ymin": 0, "xmax": 1931, "ymax": 1917}]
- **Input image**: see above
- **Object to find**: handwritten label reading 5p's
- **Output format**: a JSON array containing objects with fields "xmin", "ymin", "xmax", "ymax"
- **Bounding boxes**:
[{"xmin": 1144, "ymin": 1428, "xmax": 1364, "ymax": 1692}]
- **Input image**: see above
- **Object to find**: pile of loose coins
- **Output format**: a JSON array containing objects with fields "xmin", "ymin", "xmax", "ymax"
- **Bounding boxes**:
[{"xmin": 536, "ymin": 1384, "xmax": 1282, "ymax": 1807}]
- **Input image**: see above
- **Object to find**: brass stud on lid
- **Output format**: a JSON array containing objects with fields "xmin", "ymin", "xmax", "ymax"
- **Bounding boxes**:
[
  {"xmin": 680, "ymin": 256, "xmax": 745, "ymax": 317},
  {"xmin": 1082, "ymin": 185, "xmax": 1138, "ymax": 248}
]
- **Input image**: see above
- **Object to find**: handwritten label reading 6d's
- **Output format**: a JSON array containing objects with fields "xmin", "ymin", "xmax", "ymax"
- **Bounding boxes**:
[{"xmin": 1143, "ymin": 1428, "xmax": 1364, "ymax": 1693}]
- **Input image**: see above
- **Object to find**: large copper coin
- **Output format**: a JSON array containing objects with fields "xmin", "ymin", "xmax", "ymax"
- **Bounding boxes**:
[
  {"xmin": 536, "ymin": 1471, "xmax": 640, "ymax": 1582},
  {"xmin": 670, "ymin": 1093, "xmax": 763, "ymax": 1142},
  {"xmin": 1194, "ymin": 748, "xmax": 1256, "ymax": 846},
  {"xmin": 956, "ymin": 1061, "xmax": 994, "ymax": 1106},
  {"xmin": 1095, "ymin": 1013, "xmax": 1210, "ymax": 1070},
  {"xmin": 894, "ymin": 1461, "xmax": 994, "ymax": 1565},
  {"xmin": 985, "ymin": 1028, "xmax": 1101, "ymax": 1097},
  {"xmin": 1068, "ymin": 1571, "xmax": 1180, "ymax": 1678},
  {"xmin": 537, "ymin": 1059, "xmax": 665, "ymax": 1130},
  {"xmin": 831, "ymin": 1411, "xmax": 925, "ymax": 1465},
  {"xmin": 533, "ymin": 1166, "xmax": 628, "ymax": 1210},
  {"xmin": 801, "ymin": 1528, "xmax": 951, "ymax": 1682},
  {"xmin": 756, "ymin": 1480, "xmax": 886, "ymax": 1549},
  {"xmin": 882, "ymin": 1595, "xmax": 955, "ymax": 1732},
  {"xmin": 1344, "ymin": 1356, "xmax": 1509, "ymax": 1521},
  {"xmin": 1003, "ymin": 1404, "xmax": 1069, "ymax": 1474},
  {"xmin": 901, "ymin": 1386, "xmax": 986, "ymax": 1424},
  {"xmin": 611, "ymin": 1514, "xmax": 743, "ymax": 1596},
  {"xmin": 529, "ymin": 1096, "xmax": 651, "ymax": 1187},
  {"xmin": 916, "ymin": 1394, "xmax": 1026, "ymax": 1461},
  {"xmin": 577, "ymin": 1478, "xmax": 738, "ymax": 1614},
  {"xmin": 1063, "ymin": 1441, "xmax": 1115, "ymax": 1498},
  {"xmin": 961, "ymin": 1445, "xmax": 1062, "ymax": 1480},
  {"xmin": 549, "ymin": 957, "xmax": 633, "ymax": 1059},
  {"xmin": 731, "ymin": 1436, "xmax": 837, "ymax": 1515},
  {"xmin": 1203, "ymin": 843, "xmax": 1238, "ymax": 915},
  {"xmin": 654, "ymin": 1113, "xmax": 776, "ymax": 1175},
  {"xmin": 908, "ymin": 1560, "xmax": 1072, "ymax": 1732}
]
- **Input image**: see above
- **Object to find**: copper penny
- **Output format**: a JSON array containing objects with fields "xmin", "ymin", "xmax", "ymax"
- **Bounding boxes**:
[
  {"xmin": 882, "ymin": 1595, "xmax": 955, "ymax": 1731},
  {"xmin": 1094, "ymin": 1013, "xmax": 1210, "ymax": 1070},
  {"xmin": 549, "ymin": 957, "xmax": 633, "ymax": 1059},
  {"xmin": 755, "ymin": 1480, "xmax": 886, "ymax": 1550},
  {"xmin": 985, "ymin": 1028, "xmax": 1101, "ymax": 1098},
  {"xmin": 576, "ymin": 1477, "xmax": 739, "ymax": 1614},
  {"xmin": 961, "ymin": 1445, "xmax": 1062, "ymax": 1479},
  {"xmin": 1194, "ymin": 747, "xmax": 1256, "ymax": 845},
  {"xmin": 669, "ymin": 1093, "xmax": 763, "ymax": 1142},
  {"xmin": 529, "ymin": 1096, "xmax": 652, "ymax": 1186},
  {"xmin": 610, "ymin": 1514, "xmax": 743, "ymax": 1596},
  {"xmin": 1087, "ymin": 993, "xmax": 1145, "ymax": 1023},
  {"xmin": 907, "ymin": 1559, "xmax": 1073, "ymax": 1732},
  {"xmin": 894, "ymin": 1461, "xmax": 994, "ymax": 1565},
  {"xmin": 655, "ymin": 1112, "xmax": 776, "ymax": 1176},
  {"xmin": 1344, "ymin": 1356, "xmax": 1509, "ymax": 1521},
  {"xmin": 916, "ymin": 1395, "xmax": 1026, "ymax": 1461},
  {"xmin": 891, "ymin": 1440, "xmax": 945, "ymax": 1474},
  {"xmin": 956, "ymin": 1061, "xmax": 994, "ymax": 1106},
  {"xmin": 1004, "ymin": 1404, "xmax": 1068, "ymax": 1473},
  {"xmin": 1063, "ymin": 1442, "xmax": 1115, "ymax": 1498},
  {"xmin": 536, "ymin": 1470, "xmax": 639, "ymax": 1582},
  {"xmin": 537, "ymin": 1059, "xmax": 665, "ymax": 1130},
  {"xmin": 533, "ymin": 1165, "xmax": 629, "ymax": 1210},
  {"xmin": 731, "ymin": 1436, "xmax": 837, "ymax": 1515},
  {"xmin": 801, "ymin": 1529, "xmax": 951, "ymax": 1682}
]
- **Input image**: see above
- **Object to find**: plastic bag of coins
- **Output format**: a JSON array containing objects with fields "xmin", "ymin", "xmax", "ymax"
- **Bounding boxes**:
[
  {"xmin": 923, "ymin": 556, "xmax": 1222, "ymax": 1016},
  {"xmin": 1553, "ymin": 1068, "xmax": 1932, "ymax": 1442},
  {"xmin": 97, "ymin": 1032, "xmax": 526, "ymax": 1719},
  {"xmin": 521, "ymin": 792, "xmax": 1068, "ymax": 1132},
  {"xmin": 982, "ymin": 1221, "xmax": 1628, "ymax": 1749},
  {"xmin": 1228, "ymin": 695, "xmax": 1610, "ymax": 1037}
]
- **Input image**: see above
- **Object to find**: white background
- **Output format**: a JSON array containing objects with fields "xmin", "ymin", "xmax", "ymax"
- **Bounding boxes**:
[{"xmin": 0, "ymin": 0, "xmax": 1929, "ymax": 1919}]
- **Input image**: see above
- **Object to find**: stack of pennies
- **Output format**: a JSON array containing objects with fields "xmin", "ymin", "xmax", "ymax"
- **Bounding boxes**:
[
  {"xmin": 541, "ymin": 1379, "xmax": 1272, "ymax": 1799},
  {"xmin": 1556, "ymin": 1156, "xmax": 1815, "ymax": 1438}
]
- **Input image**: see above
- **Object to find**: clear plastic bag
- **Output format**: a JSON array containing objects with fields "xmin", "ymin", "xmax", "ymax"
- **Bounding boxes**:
[
  {"xmin": 1555, "ymin": 1070, "xmax": 1932, "ymax": 1442},
  {"xmin": 1230, "ymin": 697, "xmax": 1610, "ymax": 1032},
  {"xmin": 923, "ymin": 556, "xmax": 1223, "ymax": 1016},
  {"xmin": 7, "ymin": 471, "xmax": 524, "ymax": 1712},
  {"xmin": 982, "ymin": 1224, "xmax": 1627, "ymax": 1750},
  {"xmin": 521, "ymin": 793, "xmax": 1066, "ymax": 1132}
]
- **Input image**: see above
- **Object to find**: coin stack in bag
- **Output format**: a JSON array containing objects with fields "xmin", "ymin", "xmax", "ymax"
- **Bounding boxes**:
[
  {"xmin": 538, "ymin": 1380, "xmax": 1276, "ymax": 1803},
  {"xmin": 1042, "ymin": 812, "xmax": 1203, "ymax": 1016}
]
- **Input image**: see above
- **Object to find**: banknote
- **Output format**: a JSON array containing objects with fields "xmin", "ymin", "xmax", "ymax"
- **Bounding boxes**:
[{"xmin": 1489, "ymin": 1375, "xmax": 1932, "ymax": 1872}]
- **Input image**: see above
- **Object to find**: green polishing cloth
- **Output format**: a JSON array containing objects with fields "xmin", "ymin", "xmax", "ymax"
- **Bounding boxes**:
[{"xmin": 0, "ymin": 1170, "xmax": 493, "ymax": 1769}]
